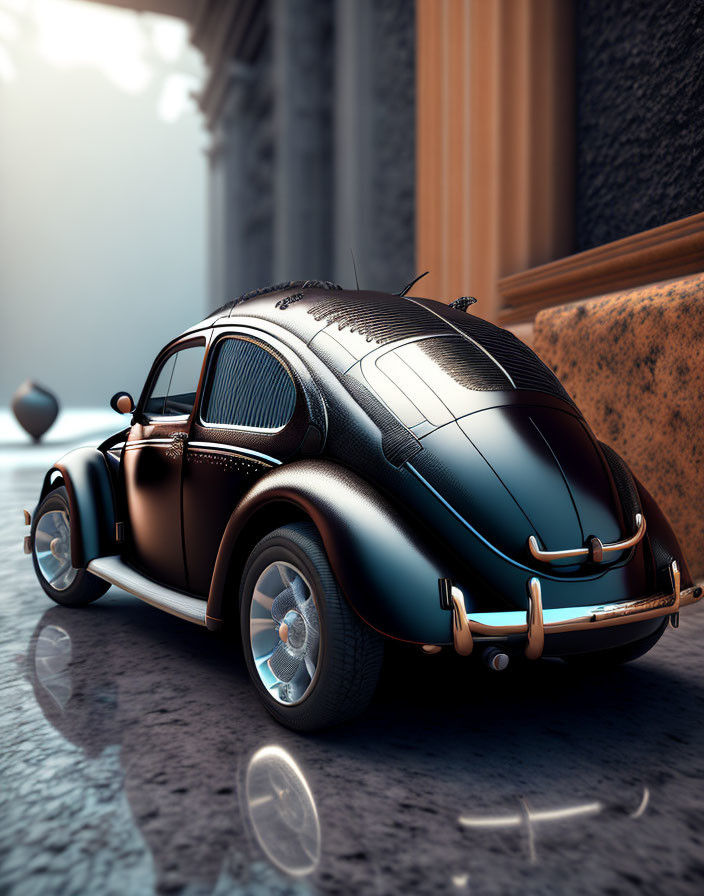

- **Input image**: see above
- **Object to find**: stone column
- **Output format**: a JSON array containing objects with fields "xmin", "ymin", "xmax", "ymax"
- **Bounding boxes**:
[
  {"xmin": 207, "ymin": 66, "xmax": 261, "ymax": 307},
  {"xmin": 272, "ymin": 0, "xmax": 334, "ymax": 283},
  {"xmin": 334, "ymin": 0, "xmax": 415, "ymax": 293}
]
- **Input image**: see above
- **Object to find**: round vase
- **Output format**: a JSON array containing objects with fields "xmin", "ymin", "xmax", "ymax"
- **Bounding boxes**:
[{"xmin": 11, "ymin": 380, "xmax": 60, "ymax": 442}]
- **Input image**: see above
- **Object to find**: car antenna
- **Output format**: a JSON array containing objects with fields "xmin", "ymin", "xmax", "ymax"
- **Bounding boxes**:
[
  {"xmin": 350, "ymin": 249, "xmax": 360, "ymax": 290},
  {"xmin": 396, "ymin": 271, "xmax": 429, "ymax": 297}
]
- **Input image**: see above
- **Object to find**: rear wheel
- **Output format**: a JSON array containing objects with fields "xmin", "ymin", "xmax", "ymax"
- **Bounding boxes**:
[
  {"xmin": 240, "ymin": 523, "xmax": 384, "ymax": 731},
  {"xmin": 31, "ymin": 486, "xmax": 110, "ymax": 607},
  {"xmin": 565, "ymin": 617, "xmax": 669, "ymax": 667}
]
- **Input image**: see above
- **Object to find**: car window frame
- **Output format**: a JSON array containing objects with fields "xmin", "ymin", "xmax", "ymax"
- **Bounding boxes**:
[
  {"xmin": 139, "ymin": 335, "xmax": 209, "ymax": 426},
  {"xmin": 198, "ymin": 333, "xmax": 299, "ymax": 434}
]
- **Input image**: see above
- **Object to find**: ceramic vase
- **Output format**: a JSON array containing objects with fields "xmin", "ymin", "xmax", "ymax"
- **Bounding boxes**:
[{"xmin": 11, "ymin": 380, "xmax": 59, "ymax": 442}]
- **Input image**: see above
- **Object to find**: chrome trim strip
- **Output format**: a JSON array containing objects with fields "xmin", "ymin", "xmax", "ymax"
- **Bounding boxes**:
[
  {"xmin": 124, "ymin": 439, "xmax": 173, "ymax": 449},
  {"xmin": 142, "ymin": 414, "xmax": 190, "ymax": 425},
  {"xmin": 527, "ymin": 513, "xmax": 646, "ymax": 563},
  {"xmin": 123, "ymin": 439, "xmax": 281, "ymax": 466},
  {"xmin": 188, "ymin": 442, "xmax": 282, "ymax": 466},
  {"xmin": 196, "ymin": 420, "xmax": 285, "ymax": 434},
  {"xmin": 87, "ymin": 556, "xmax": 207, "ymax": 626}
]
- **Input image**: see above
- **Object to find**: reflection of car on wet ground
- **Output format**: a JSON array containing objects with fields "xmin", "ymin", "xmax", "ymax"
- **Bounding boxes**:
[
  {"xmin": 26, "ymin": 605, "xmax": 657, "ymax": 894},
  {"xmin": 25, "ymin": 280, "xmax": 702, "ymax": 729}
]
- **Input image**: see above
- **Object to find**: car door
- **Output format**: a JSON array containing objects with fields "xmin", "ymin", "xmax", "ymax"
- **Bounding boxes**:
[
  {"xmin": 183, "ymin": 332, "xmax": 311, "ymax": 596},
  {"xmin": 122, "ymin": 336, "xmax": 207, "ymax": 591}
]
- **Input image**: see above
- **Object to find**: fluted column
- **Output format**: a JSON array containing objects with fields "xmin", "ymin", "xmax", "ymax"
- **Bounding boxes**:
[{"xmin": 415, "ymin": 0, "xmax": 574, "ymax": 318}]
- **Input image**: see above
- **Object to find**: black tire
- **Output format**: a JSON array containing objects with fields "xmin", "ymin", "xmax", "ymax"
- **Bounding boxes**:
[
  {"xmin": 31, "ymin": 486, "xmax": 110, "ymax": 608},
  {"xmin": 565, "ymin": 617, "xmax": 669, "ymax": 668},
  {"xmin": 239, "ymin": 522, "xmax": 384, "ymax": 731}
]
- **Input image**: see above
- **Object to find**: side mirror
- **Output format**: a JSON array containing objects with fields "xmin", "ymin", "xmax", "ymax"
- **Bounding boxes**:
[{"xmin": 110, "ymin": 391, "xmax": 135, "ymax": 415}]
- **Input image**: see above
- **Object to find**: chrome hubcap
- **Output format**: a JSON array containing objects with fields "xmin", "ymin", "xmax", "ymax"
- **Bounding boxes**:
[
  {"xmin": 34, "ymin": 510, "xmax": 77, "ymax": 592},
  {"xmin": 249, "ymin": 561, "xmax": 321, "ymax": 706}
]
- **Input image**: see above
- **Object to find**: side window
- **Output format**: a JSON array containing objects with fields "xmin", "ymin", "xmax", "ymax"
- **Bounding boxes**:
[
  {"xmin": 203, "ymin": 338, "xmax": 296, "ymax": 430},
  {"xmin": 144, "ymin": 343, "xmax": 206, "ymax": 418}
]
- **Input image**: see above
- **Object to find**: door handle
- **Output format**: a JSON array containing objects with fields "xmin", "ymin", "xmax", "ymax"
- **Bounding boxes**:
[{"xmin": 166, "ymin": 432, "xmax": 188, "ymax": 458}]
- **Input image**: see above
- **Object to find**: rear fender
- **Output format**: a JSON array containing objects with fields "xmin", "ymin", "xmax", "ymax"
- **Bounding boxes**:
[
  {"xmin": 206, "ymin": 459, "xmax": 455, "ymax": 644},
  {"xmin": 39, "ymin": 447, "xmax": 118, "ymax": 568},
  {"xmin": 635, "ymin": 476, "xmax": 693, "ymax": 590}
]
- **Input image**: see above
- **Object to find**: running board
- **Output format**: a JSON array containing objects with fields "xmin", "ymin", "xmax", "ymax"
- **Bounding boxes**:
[{"xmin": 87, "ymin": 556, "xmax": 207, "ymax": 626}]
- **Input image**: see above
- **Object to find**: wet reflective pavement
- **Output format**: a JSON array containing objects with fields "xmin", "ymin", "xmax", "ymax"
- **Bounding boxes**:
[{"xmin": 2, "ymin": 426, "xmax": 704, "ymax": 895}]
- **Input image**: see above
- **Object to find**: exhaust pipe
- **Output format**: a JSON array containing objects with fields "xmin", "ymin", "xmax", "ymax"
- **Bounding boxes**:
[{"xmin": 483, "ymin": 647, "xmax": 509, "ymax": 671}]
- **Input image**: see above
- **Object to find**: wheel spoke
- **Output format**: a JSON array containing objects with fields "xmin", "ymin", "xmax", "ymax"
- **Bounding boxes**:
[
  {"xmin": 268, "ymin": 644, "xmax": 303, "ymax": 682},
  {"xmin": 251, "ymin": 585, "xmax": 274, "ymax": 615},
  {"xmin": 271, "ymin": 586, "xmax": 297, "ymax": 623},
  {"xmin": 275, "ymin": 562, "xmax": 294, "ymax": 588},
  {"xmin": 290, "ymin": 574, "xmax": 308, "ymax": 603},
  {"xmin": 250, "ymin": 616, "xmax": 277, "ymax": 636},
  {"xmin": 50, "ymin": 558, "xmax": 72, "ymax": 586},
  {"xmin": 255, "ymin": 647, "xmax": 277, "ymax": 669}
]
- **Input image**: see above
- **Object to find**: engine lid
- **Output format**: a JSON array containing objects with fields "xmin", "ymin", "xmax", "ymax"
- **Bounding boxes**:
[{"xmin": 418, "ymin": 404, "xmax": 626, "ymax": 567}]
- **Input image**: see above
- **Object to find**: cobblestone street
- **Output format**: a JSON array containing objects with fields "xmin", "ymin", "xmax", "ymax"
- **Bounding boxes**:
[{"xmin": 2, "ymin": 418, "xmax": 704, "ymax": 895}]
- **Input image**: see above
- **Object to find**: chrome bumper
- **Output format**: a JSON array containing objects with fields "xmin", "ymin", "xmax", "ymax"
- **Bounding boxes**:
[{"xmin": 451, "ymin": 561, "xmax": 703, "ymax": 659}]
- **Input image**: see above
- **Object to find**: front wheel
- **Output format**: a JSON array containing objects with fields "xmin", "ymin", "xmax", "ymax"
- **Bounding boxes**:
[
  {"xmin": 240, "ymin": 523, "xmax": 384, "ymax": 731},
  {"xmin": 31, "ymin": 486, "xmax": 110, "ymax": 607}
]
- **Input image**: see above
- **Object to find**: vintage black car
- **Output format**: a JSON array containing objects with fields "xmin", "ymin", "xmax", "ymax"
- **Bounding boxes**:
[{"xmin": 26, "ymin": 281, "xmax": 702, "ymax": 730}]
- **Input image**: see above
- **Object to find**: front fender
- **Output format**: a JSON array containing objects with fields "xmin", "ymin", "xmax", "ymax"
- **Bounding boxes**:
[
  {"xmin": 206, "ymin": 460, "xmax": 454, "ymax": 644},
  {"xmin": 39, "ymin": 447, "xmax": 117, "ymax": 568}
]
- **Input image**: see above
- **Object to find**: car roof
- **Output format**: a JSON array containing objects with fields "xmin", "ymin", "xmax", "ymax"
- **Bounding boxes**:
[{"xmin": 184, "ymin": 283, "xmax": 572, "ymax": 403}]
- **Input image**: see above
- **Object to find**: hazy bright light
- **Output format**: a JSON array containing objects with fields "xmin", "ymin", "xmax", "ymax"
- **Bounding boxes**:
[
  {"xmin": 34, "ymin": 0, "xmax": 152, "ymax": 93},
  {"xmin": 0, "ymin": 0, "xmax": 201, "ymax": 118},
  {"xmin": 0, "ymin": 9, "xmax": 19, "ymax": 40},
  {"xmin": 0, "ymin": 0, "xmax": 29, "ymax": 14},
  {"xmin": 157, "ymin": 71, "xmax": 199, "ymax": 123},
  {"xmin": 151, "ymin": 17, "xmax": 186, "ymax": 63},
  {"xmin": 0, "ymin": 43, "xmax": 15, "ymax": 80}
]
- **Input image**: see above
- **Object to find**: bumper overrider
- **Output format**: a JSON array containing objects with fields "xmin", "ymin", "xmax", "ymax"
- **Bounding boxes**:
[{"xmin": 448, "ymin": 560, "xmax": 703, "ymax": 659}]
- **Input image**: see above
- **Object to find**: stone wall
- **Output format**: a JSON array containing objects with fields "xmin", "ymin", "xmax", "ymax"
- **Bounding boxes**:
[
  {"xmin": 575, "ymin": 0, "xmax": 704, "ymax": 252},
  {"xmin": 533, "ymin": 273, "xmax": 704, "ymax": 579}
]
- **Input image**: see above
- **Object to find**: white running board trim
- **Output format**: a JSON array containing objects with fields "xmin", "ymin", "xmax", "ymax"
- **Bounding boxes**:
[{"xmin": 87, "ymin": 556, "xmax": 207, "ymax": 626}]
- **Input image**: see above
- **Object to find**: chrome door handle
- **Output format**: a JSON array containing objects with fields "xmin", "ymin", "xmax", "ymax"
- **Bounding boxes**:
[{"xmin": 166, "ymin": 432, "xmax": 188, "ymax": 458}]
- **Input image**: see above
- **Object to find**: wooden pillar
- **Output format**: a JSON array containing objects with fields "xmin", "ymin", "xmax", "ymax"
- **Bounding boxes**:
[{"xmin": 415, "ymin": 0, "xmax": 574, "ymax": 320}]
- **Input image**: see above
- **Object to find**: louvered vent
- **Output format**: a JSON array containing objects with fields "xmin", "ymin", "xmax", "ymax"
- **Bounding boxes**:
[
  {"xmin": 308, "ymin": 294, "xmax": 440, "ymax": 345},
  {"xmin": 308, "ymin": 293, "xmax": 574, "ymax": 403},
  {"xmin": 417, "ymin": 337, "xmax": 512, "ymax": 391},
  {"xmin": 599, "ymin": 441, "xmax": 642, "ymax": 523},
  {"xmin": 447, "ymin": 311, "xmax": 574, "ymax": 403}
]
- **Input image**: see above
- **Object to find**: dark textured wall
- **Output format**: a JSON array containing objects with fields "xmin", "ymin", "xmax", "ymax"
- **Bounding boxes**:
[{"xmin": 575, "ymin": 0, "xmax": 704, "ymax": 252}]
